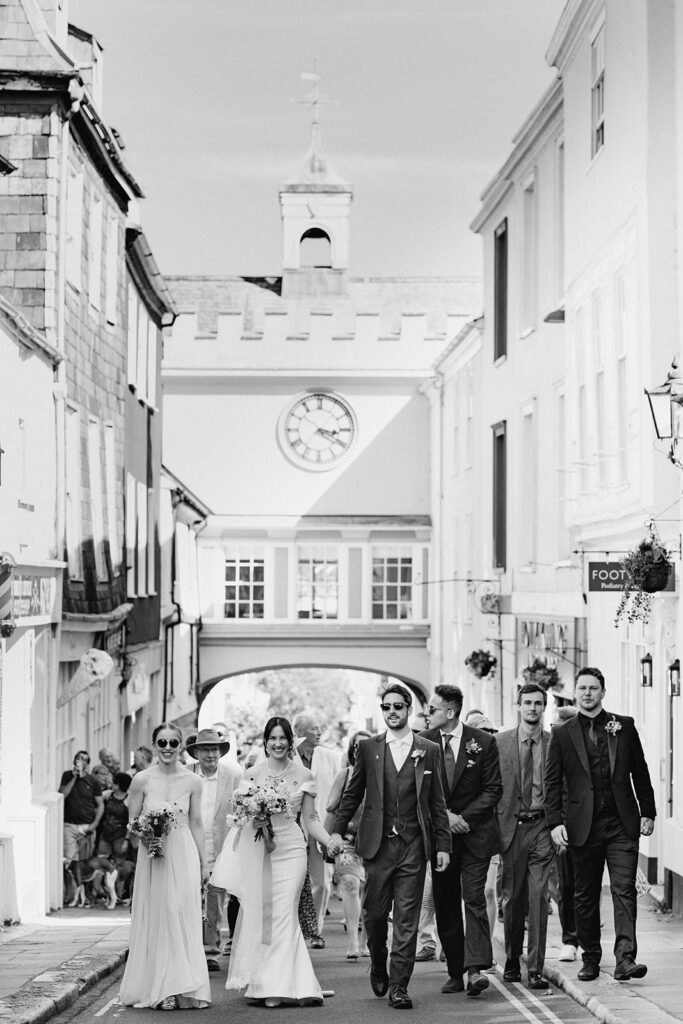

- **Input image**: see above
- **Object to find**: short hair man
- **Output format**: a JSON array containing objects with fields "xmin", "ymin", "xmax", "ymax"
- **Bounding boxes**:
[
  {"xmin": 92, "ymin": 747, "xmax": 116, "ymax": 791},
  {"xmin": 292, "ymin": 710, "xmax": 341, "ymax": 944},
  {"xmin": 130, "ymin": 745, "xmax": 153, "ymax": 774},
  {"xmin": 495, "ymin": 684, "xmax": 554, "ymax": 990},
  {"xmin": 422, "ymin": 684, "xmax": 502, "ymax": 996},
  {"xmin": 59, "ymin": 750, "xmax": 105, "ymax": 871},
  {"xmin": 544, "ymin": 667, "xmax": 656, "ymax": 981},
  {"xmin": 328, "ymin": 684, "xmax": 451, "ymax": 1010}
]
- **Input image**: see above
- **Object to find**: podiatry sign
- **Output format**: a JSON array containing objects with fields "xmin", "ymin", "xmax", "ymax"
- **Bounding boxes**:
[{"xmin": 588, "ymin": 561, "xmax": 676, "ymax": 592}]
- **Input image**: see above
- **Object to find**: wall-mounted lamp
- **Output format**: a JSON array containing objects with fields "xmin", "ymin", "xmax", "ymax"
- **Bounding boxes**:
[
  {"xmin": 669, "ymin": 658, "xmax": 680, "ymax": 697},
  {"xmin": 641, "ymin": 653, "xmax": 653, "ymax": 687},
  {"xmin": 644, "ymin": 359, "xmax": 683, "ymax": 467}
]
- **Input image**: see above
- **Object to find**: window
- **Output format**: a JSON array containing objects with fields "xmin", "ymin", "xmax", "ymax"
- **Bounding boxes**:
[
  {"xmin": 591, "ymin": 24, "xmax": 606, "ymax": 157},
  {"xmin": 494, "ymin": 219, "xmax": 508, "ymax": 360},
  {"xmin": 137, "ymin": 481, "xmax": 148, "ymax": 597},
  {"xmin": 66, "ymin": 168, "xmax": 83, "ymax": 288},
  {"xmin": 147, "ymin": 486, "xmax": 156, "ymax": 594},
  {"xmin": 87, "ymin": 418, "xmax": 107, "ymax": 581},
  {"xmin": 519, "ymin": 404, "xmax": 537, "ymax": 565},
  {"xmin": 298, "ymin": 547, "xmax": 338, "ymax": 619},
  {"xmin": 65, "ymin": 405, "xmax": 83, "ymax": 579},
  {"xmin": 452, "ymin": 380, "xmax": 460, "ymax": 476},
  {"xmin": 146, "ymin": 319, "xmax": 158, "ymax": 409},
  {"xmin": 615, "ymin": 271, "xmax": 629, "ymax": 483},
  {"xmin": 492, "ymin": 421, "xmax": 507, "ymax": 570},
  {"xmin": 300, "ymin": 228, "xmax": 332, "ymax": 269},
  {"xmin": 127, "ymin": 281, "xmax": 157, "ymax": 406},
  {"xmin": 556, "ymin": 390, "xmax": 567, "ymax": 557},
  {"xmin": 88, "ymin": 192, "xmax": 103, "ymax": 310},
  {"xmin": 105, "ymin": 215, "xmax": 119, "ymax": 324},
  {"xmin": 463, "ymin": 514, "xmax": 473, "ymax": 624},
  {"xmin": 103, "ymin": 423, "xmax": 121, "ymax": 572},
  {"xmin": 125, "ymin": 472, "xmax": 137, "ymax": 597},
  {"xmin": 522, "ymin": 175, "xmax": 537, "ymax": 329},
  {"xmin": 592, "ymin": 290, "xmax": 607, "ymax": 485},
  {"xmin": 224, "ymin": 555, "xmax": 265, "ymax": 619},
  {"xmin": 372, "ymin": 548, "xmax": 413, "ymax": 620}
]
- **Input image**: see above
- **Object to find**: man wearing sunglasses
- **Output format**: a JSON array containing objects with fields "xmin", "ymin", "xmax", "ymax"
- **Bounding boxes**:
[
  {"xmin": 328, "ymin": 684, "xmax": 451, "ymax": 1011},
  {"xmin": 422, "ymin": 685, "xmax": 502, "ymax": 997}
]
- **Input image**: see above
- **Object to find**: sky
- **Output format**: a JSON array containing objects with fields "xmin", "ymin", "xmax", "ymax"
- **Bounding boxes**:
[{"xmin": 69, "ymin": 0, "xmax": 566, "ymax": 280}]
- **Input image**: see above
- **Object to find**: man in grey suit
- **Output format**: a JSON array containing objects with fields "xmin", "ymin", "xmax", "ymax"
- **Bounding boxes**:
[
  {"xmin": 328, "ymin": 684, "xmax": 451, "ymax": 1010},
  {"xmin": 496, "ymin": 683, "xmax": 554, "ymax": 990},
  {"xmin": 187, "ymin": 729, "xmax": 240, "ymax": 971}
]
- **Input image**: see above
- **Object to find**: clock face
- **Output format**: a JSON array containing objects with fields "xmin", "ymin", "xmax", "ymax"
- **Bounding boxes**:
[{"xmin": 279, "ymin": 392, "xmax": 357, "ymax": 470}]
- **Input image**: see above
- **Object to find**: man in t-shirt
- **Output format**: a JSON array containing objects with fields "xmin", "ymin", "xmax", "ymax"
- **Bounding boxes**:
[{"xmin": 59, "ymin": 750, "xmax": 104, "ymax": 866}]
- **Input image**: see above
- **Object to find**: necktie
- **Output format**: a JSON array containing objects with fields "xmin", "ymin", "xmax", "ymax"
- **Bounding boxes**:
[
  {"xmin": 522, "ymin": 737, "xmax": 534, "ymax": 809},
  {"xmin": 588, "ymin": 719, "xmax": 598, "ymax": 747},
  {"xmin": 443, "ymin": 734, "xmax": 455, "ymax": 790}
]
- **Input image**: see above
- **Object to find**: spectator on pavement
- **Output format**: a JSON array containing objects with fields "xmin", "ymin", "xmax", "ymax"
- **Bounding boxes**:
[
  {"xmin": 130, "ymin": 745, "xmax": 153, "ymax": 775},
  {"xmin": 92, "ymin": 747, "xmax": 116, "ymax": 791},
  {"xmin": 97, "ymin": 772, "xmax": 132, "ymax": 857},
  {"xmin": 59, "ymin": 750, "xmax": 105, "ymax": 868}
]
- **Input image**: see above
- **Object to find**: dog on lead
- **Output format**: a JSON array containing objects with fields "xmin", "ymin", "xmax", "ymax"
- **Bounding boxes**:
[{"xmin": 64, "ymin": 855, "xmax": 118, "ymax": 910}]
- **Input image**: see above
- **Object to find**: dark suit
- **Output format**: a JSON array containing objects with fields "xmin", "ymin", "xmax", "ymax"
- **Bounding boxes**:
[
  {"xmin": 332, "ymin": 733, "xmax": 451, "ymax": 989},
  {"xmin": 496, "ymin": 727, "xmax": 554, "ymax": 974},
  {"xmin": 422, "ymin": 724, "xmax": 502, "ymax": 978},
  {"xmin": 544, "ymin": 710, "xmax": 656, "ymax": 967}
]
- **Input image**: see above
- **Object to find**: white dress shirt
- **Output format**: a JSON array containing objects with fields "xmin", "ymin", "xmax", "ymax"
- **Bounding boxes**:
[
  {"xmin": 440, "ymin": 720, "xmax": 464, "ymax": 761},
  {"xmin": 385, "ymin": 728, "xmax": 413, "ymax": 771},
  {"xmin": 199, "ymin": 771, "xmax": 218, "ymax": 859}
]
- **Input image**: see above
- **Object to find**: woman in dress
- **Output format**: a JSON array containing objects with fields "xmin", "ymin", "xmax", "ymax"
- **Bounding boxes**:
[
  {"xmin": 212, "ymin": 716, "xmax": 332, "ymax": 1008},
  {"xmin": 324, "ymin": 730, "xmax": 372, "ymax": 960},
  {"xmin": 120, "ymin": 723, "xmax": 211, "ymax": 1011}
]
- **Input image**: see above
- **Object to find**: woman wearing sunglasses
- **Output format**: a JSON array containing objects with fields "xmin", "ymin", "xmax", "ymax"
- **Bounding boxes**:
[{"xmin": 120, "ymin": 723, "xmax": 211, "ymax": 1011}]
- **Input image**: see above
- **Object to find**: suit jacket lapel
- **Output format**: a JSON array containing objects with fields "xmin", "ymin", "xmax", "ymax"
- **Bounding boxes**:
[
  {"xmin": 509, "ymin": 730, "xmax": 522, "ymax": 793},
  {"xmin": 411, "ymin": 737, "xmax": 425, "ymax": 799},
  {"xmin": 568, "ymin": 715, "xmax": 591, "ymax": 777},
  {"xmin": 450, "ymin": 725, "xmax": 470, "ymax": 791},
  {"xmin": 374, "ymin": 733, "xmax": 385, "ymax": 793},
  {"xmin": 606, "ymin": 713, "xmax": 618, "ymax": 776}
]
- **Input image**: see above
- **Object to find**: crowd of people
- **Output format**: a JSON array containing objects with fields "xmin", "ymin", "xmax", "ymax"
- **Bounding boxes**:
[{"xmin": 59, "ymin": 665, "xmax": 657, "ymax": 1011}]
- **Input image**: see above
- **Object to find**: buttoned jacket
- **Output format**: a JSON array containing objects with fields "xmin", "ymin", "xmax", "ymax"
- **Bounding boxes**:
[{"xmin": 495, "ymin": 726, "xmax": 549, "ymax": 852}]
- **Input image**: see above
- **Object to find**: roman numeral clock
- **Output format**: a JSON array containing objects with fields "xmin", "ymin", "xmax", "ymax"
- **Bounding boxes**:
[{"xmin": 278, "ymin": 391, "xmax": 357, "ymax": 470}]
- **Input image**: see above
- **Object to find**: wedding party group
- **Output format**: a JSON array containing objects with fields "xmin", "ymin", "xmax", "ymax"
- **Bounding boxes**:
[{"xmin": 110, "ymin": 667, "xmax": 655, "ymax": 1012}]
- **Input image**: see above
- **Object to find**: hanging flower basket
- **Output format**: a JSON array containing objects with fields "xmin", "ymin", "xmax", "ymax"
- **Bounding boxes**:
[
  {"xmin": 465, "ymin": 649, "xmax": 497, "ymax": 679},
  {"xmin": 615, "ymin": 528, "xmax": 673, "ymax": 626},
  {"xmin": 522, "ymin": 657, "xmax": 560, "ymax": 691}
]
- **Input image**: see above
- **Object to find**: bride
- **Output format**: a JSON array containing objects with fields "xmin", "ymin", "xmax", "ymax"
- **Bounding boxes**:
[{"xmin": 212, "ymin": 716, "xmax": 332, "ymax": 1007}]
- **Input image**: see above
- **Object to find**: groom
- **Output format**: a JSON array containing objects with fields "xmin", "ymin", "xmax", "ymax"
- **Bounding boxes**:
[{"xmin": 328, "ymin": 684, "xmax": 451, "ymax": 1010}]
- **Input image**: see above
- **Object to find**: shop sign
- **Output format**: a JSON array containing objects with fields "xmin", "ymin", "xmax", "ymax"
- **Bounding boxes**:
[
  {"xmin": 57, "ymin": 649, "xmax": 114, "ymax": 708},
  {"xmin": 588, "ymin": 561, "xmax": 676, "ymax": 592},
  {"xmin": 11, "ymin": 574, "xmax": 57, "ymax": 620}
]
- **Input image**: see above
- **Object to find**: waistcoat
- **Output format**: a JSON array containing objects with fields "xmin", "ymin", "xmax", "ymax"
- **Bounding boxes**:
[{"xmin": 382, "ymin": 750, "xmax": 421, "ymax": 841}]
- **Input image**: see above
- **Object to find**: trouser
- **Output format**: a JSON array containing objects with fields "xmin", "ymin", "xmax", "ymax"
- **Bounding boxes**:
[
  {"xmin": 203, "ymin": 884, "xmax": 226, "ymax": 953},
  {"xmin": 501, "ymin": 820, "xmax": 554, "ymax": 973},
  {"xmin": 308, "ymin": 837, "xmax": 332, "ymax": 933},
  {"xmin": 433, "ymin": 838, "xmax": 492, "ymax": 978},
  {"xmin": 571, "ymin": 821, "xmax": 639, "ymax": 966},
  {"xmin": 363, "ymin": 833, "xmax": 426, "ymax": 989},
  {"xmin": 417, "ymin": 863, "xmax": 437, "ymax": 950},
  {"xmin": 554, "ymin": 846, "xmax": 578, "ymax": 947}
]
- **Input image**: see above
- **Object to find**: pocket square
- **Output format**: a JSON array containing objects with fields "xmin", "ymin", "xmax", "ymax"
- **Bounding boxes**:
[{"xmin": 424, "ymin": 770, "xmax": 432, "ymax": 775}]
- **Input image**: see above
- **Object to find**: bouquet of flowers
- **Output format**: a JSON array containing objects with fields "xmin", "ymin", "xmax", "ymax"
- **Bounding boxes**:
[
  {"xmin": 128, "ymin": 803, "xmax": 178, "ymax": 858},
  {"xmin": 226, "ymin": 776, "xmax": 292, "ymax": 854}
]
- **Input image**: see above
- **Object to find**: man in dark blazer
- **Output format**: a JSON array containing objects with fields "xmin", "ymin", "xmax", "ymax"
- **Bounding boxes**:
[
  {"xmin": 544, "ymin": 666, "xmax": 656, "ymax": 982},
  {"xmin": 496, "ymin": 684, "xmax": 554, "ymax": 990},
  {"xmin": 422, "ymin": 684, "xmax": 502, "ymax": 996},
  {"xmin": 328, "ymin": 684, "xmax": 451, "ymax": 1011}
]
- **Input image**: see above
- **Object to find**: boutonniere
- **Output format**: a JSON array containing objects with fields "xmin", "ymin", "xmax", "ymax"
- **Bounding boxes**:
[
  {"xmin": 466, "ymin": 759, "xmax": 476, "ymax": 768},
  {"xmin": 605, "ymin": 717, "xmax": 622, "ymax": 736},
  {"xmin": 411, "ymin": 748, "xmax": 426, "ymax": 764},
  {"xmin": 465, "ymin": 739, "xmax": 482, "ymax": 755}
]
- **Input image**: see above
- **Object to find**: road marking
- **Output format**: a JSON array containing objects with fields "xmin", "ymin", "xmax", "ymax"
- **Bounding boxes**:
[
  {"xmin": 488, "ymin": 972, "xmax": 569, "ymax": 1024},
  {"xmin": 95, "ymin": 995, "xmax": 120, "ymax": 1017}
]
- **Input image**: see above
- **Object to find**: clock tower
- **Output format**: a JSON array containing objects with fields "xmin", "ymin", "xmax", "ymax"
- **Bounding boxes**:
[{"xmin": 280, "ymin": 72, "xmax": 352, "ymax": 299}]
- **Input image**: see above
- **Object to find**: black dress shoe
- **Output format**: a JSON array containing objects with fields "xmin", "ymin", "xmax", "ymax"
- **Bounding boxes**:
[
  {"xmin": 441, "ymin": 977, "xmax": 465, "ymax": 994},
  {"xmin": 370, "ymin": 964, "xmax": 389, "ymax": 997},
  {"xmin": 206, "ymin": 957, "xmax": 220, "ymax": 972},
  {"xmin": 577, "ymin": 963, "xmax": 600, "ymax": 981},
  {"xmin": 614, "ymin": 960, "xmax": 647, "ymax": 981},
  {"xmin": 388, "ymin": 985, "xmax": 413, "ymax": 1009},
  {"xmin": 503, "ymin": 959, "xmax": 521, "ymax": 982},
  {"xmin": 528, "ymin": 971, "xmax": 549, "ymax": 990},
  {"xmin": 466, "ymin": 970, "xmax": 490, "ymax": 996}
]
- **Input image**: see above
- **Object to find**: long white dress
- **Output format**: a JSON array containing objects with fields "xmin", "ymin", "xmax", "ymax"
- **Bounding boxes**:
[
  {"xmin": 211, "ymin": 761, "xmax": 324, "ymax": 1004},
  {"xmin": 120, "ymin": 778, "xmax": 211, "ymax": 1009}
]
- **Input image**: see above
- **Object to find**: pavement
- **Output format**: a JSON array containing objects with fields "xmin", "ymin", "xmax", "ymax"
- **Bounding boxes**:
[{"xmin": 0, "ymin": 886, "xmax": 681, "ymax": 1024}]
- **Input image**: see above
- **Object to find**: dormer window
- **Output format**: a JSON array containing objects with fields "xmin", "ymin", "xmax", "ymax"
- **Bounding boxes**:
[{"xmin": 300, "ymin": 228, "xmax": 332, "ymax": 268}]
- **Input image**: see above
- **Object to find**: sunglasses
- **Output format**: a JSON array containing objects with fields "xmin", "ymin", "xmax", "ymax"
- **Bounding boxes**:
[
  {"xmin": 426, "ymin": 705, "xmax": 453, "ymax": 715},
  {"xmin": 380, "ymin": 702, "xmax": 408, "ymax": 712},
  {"xmin": 156, "ymin": 738, "xmax": 180, "ymax": 750}
]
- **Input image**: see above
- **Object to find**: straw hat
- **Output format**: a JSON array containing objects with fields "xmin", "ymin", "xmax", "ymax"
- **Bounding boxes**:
[{"xmin": 185, "ymin": 728, "xmax": 230, "ymax": 758}]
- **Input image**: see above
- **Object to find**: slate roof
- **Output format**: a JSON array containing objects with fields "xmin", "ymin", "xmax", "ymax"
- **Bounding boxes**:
[{"xmin": 0, "ymin": 0, "xmax": 74, "ymax": 76}]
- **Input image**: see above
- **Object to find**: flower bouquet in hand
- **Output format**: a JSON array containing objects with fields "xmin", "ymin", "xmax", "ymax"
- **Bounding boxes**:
[
  {"xmin": 128, "ymin": 803, "xmax": 178, "ymax": 858},
  {"xmin": 226, "ymin": 776, "xmax": 292, "ymax": 854}
]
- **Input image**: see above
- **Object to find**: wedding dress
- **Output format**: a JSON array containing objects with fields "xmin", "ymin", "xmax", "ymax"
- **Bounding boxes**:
[
  {"xmin": 120, "ymin": 778, "xmax": 211, "ymax": 1009},
  {"xmin": 211, "ymin": 760, "xmax": 324, "ymax": 1004}
]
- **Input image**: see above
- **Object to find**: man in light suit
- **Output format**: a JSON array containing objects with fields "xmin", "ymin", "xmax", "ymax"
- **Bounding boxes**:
[
  {"xmin": 496, "ymin": 684, "xmax": 554, "ymax": 990},
  {"xmin": 545, "ymin": 667, "xmax": 656, "ymax": 982},
  {"xmin": 328, "ymin": 684, "xmax": 451, "ymax": 1010},
  {"xmin": 187, "ymin": 729, "xmax": 240, "ymax": 971},
  {"xmin": 422, "ymin": 685, "xmax": 502, "ymax": 996},
  {"xmin": 293, "ymin": 710, "xmax": 341, "ymax": 944}
]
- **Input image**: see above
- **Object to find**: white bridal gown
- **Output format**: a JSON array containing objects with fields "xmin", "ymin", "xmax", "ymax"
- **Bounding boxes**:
[
  {"xmin": 120, "ymin": 781, "xmax": 211, "ymax": 1009},
  {"xmin": 212, "ymin": 761, "xmax": 324, "ymax": 1004}
]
